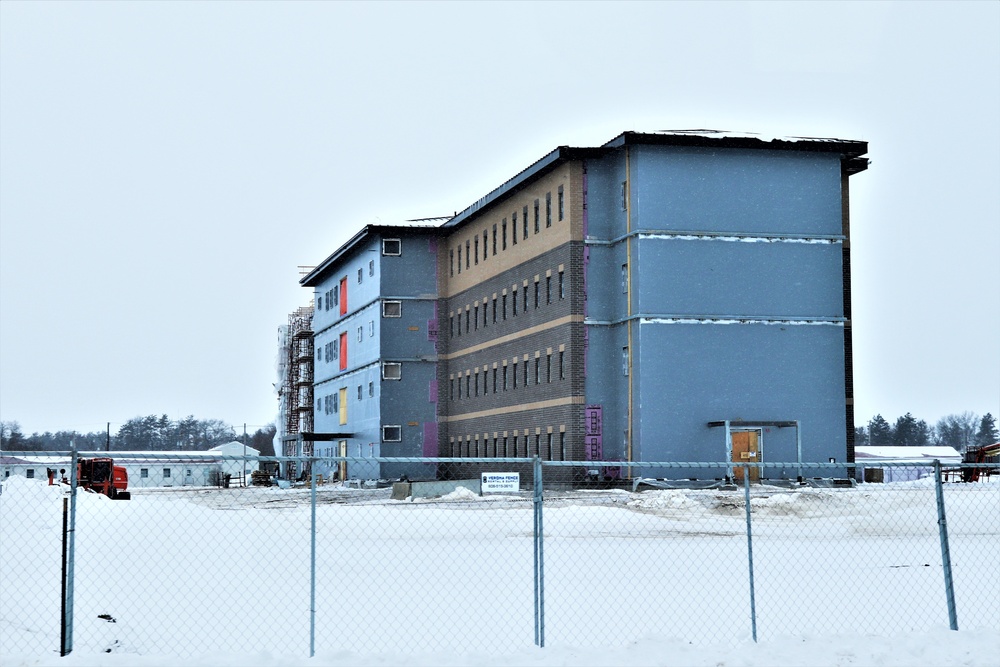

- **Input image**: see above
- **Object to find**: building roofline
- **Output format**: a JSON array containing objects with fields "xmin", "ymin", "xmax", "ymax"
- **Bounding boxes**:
[
  {"xmin": 443, "ymin": 131, "xmax": 868, "ymax": 232},
  {"xmin": 300, "ymin": 224, "xmax": 439, "ymax": 287}
]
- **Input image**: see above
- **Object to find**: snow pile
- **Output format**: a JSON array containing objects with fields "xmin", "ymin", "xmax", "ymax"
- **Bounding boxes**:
[
  {"xmin": 436, "ymin": 485, "xmax": 480, "ymax": 501},
  {"xmin": 7, "ymin": 627, "xmax": 1000, "ymax": 667}
]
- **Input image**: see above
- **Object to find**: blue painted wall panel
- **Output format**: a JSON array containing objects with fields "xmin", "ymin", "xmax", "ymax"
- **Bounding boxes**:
[
  {"xmin": 633, "ymin": 321, "xmax": 846, "ymax": 474},
  {"xmin": 632, "ymin": 146, "xmax": 843, "ymax": 236},
  {"xmin": 633, "ymin": 238, "xmax": 844, "ymax": 318}
]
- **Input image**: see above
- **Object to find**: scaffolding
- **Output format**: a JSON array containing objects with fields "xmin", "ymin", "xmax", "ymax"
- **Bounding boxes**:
[{"xmin": 277, "ymin": 304, "xmax": 314, "ymax": 480}]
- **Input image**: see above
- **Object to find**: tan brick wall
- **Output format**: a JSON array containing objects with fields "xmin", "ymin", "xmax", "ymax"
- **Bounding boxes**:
[{"xmin": 439, "ymin": 162, "xmax": 582, "ymax": 298}]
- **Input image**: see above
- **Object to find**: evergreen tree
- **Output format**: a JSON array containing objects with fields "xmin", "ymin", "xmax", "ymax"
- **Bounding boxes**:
[
  {"xmin": 974, "ymin": 413, "xmax": 998, "ymax": 447},
  {"xmin": 853, "ymin": 425, "xmax": 869, "ymax": 446},
  {"xmin": 868, "ymin": 414, "xmax": 892, "ymax": 445}
]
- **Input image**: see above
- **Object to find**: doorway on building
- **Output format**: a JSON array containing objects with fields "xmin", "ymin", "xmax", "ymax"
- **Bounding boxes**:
[
  {"xmin": 731, "ymin": 430, "xmax": 762, "ymax": 482},
  {"xmin": 338, "ymin": 440, "xmax": 348, "ymax": 481}
]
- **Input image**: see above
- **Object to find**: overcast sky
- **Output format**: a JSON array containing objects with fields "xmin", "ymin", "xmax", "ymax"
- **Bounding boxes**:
[{"xmin": 1, "ymin": 1, "xmax": 997, "ymax": 437}]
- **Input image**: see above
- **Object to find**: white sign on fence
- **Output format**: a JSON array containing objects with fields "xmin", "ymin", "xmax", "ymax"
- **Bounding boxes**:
[{"xmin": 481, "ymin": 472, "xmax": 520, "ymax": 493}]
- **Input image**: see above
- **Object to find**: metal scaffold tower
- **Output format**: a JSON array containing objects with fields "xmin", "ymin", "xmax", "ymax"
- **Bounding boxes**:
[{"xmin": 278, "ymin": 303, "xmax": 314, "ymax": 480}]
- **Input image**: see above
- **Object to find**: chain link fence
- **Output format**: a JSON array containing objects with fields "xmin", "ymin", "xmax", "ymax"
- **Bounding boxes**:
[{"xmin": 1, "ymin": 452, "xmax": 997, "ymax": 659}]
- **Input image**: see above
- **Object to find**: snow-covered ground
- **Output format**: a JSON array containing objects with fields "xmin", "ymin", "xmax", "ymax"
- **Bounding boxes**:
[{"xmin": 2, "ymin": 476, "xmax": 997, "ymax": 667}]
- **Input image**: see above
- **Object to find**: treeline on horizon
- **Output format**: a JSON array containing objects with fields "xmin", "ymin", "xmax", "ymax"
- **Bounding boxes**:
[
  {"xmin": 3, "ymin": 412, "xmax": 997, "ymax": 458},
  {"xmin": 856, "ymin": 411, "xmax": 997, "ymax": 451},
  {"xmin": 0, "ymin": 415, "xmax": 277, "ymax": 456}
]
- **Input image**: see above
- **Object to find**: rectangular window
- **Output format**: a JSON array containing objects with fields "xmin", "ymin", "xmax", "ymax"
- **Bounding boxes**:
[
  {"xmin": 621, "ymin": 180, "xmax": 628, "ymax": 210},
  {"xmin": 339, "ymin": 387, "xmax": 347, "ymax": 424},
  {"xmin": 317, "ymin": 295, "xmax": 323, "ymax": 311},
  {"xmin": 483, "ymin": 230, "xmax": 488, "ymax": 260},
  {"xmin": 358, "ymin": 267, "xmax": 363, "ymax": 284},
  {"xmin": 382, "ymin": 425, "xmax": 402, "ymax": 442},
  {"xmin": 26, "ymin": 469, "xmax": 35, "ymax": 478},
  {"xmin": 369, "ymin": 320, "xmax": 374, "ymax": 337},
  {"xmin": 523, "ymin": 205, "xmax": 529, "ymax": 239},
  {"xmin": 140, "ymin": 468, "xmax": 148, "ymax": 479},
  {"xmin": 474, "ymin": 235, "xmax": 479, "ymax": 264},
  {"xmin": 492, "ymin": 223, "xmax": 497, "ymax": 255},
  {"xmin": 534, "ymin": 280, "xmax": 539, "ymax": 309},
  {"xmin": 535, "ymin": 357, "xmax": 540, "ymax": 385},
  {"xmin": 340, "ymin": 277, "xmax": 348, "ymax": 315},
  {"xmin": 547, "ymin": 433, "xmax": 553, "ymax": 460},
  {"xmin": 369, "ymin": 381, "xmax": 374, "ymax": 397},
  {"xmin": 382, "ymin": 238, "xmax": 401, "ymax": 256},
  {"xmin": 466, "ymin": 375, "xmax": 470, "ymax": 398},
  {"xmin": 558, "ymin": 185, "xmax": 564, "ymax": 221},
  {"xmin": 339, "ymin": 332, "xmax": 348, "ymax": 370},
  {"xmin": 502, "ymin": 220, "xmax": 507, "ymax": 250},
  {"xmin": 546, "ymin": 353, "xmax": 552, "ymax": 383},
  {"xmin": 492, "ymin": 297, "xmax": 497, "ymax": 324},
  {"xmin": 163, "ymin": 468, "xmax": 171, "ymax": 479},
  {"xmin": 382, "ymin": 362, "xmax": 402, "ymax": 380},
  {"xmin": 474, "ymin": 305, "xmax": 479, "ymax": 330},
  {"xmin": 622, "ymin": 346, "xmax": 629, "ymax": 376},
  {"xmin": 546, "ymin": 276, "xmax": 551, "ymax": 304},
  {"xmin": 502, "ymin": 294, "xmax": 507, "ymax": 320},
  {"xmin": 465, "ymin": 240, "xmax": 470, "ymax": 268},
  {"xmin": 513, "ymin": 361, "xmax": 518, "ymax": 389},
  {"xmin": 512, "ymin": 434, "xmax": 519, "ymax": 457},
  {"xmin": 382, "ymin": 300, "xmax": 402, "ymax": 317},
  {"xmin": 369, "ymin": 259, "xmax": 375, "ymax": 276},
  {"xmin": 465, "ymin": 309, "xmax": 470, "ymax": 333},
  {"xmin": 524, "ymin": 360, "xmax": 529, "ymax": 386},
  {"xmin": 356, "ymin": 385, "xmax": 361, "ymax": 401},
  {"xmin": 450, "ymin": 249, "xmax": 454, "ymax": 277},
  {"xmin": 621, "ymin": 264, "xmax": 628, "ymax": 293},
  {"xmin": 474, "ymin": 371, "xmax": 479, "ymax": 397},
  {"xmin": 559, "ymin": 271, "xmax": 565, "ymax": 299},
  {"xmin": 332, "ymin": 393, "xmax": 338, "ymax": 415},
  {"xmin": 492, "ymin": 368, "xmax": 498, "ymax": 394},
  {"xmin": 512, "ymin": 289, "xmax": 518, "ymax": 316},
  {"xmin": 559, "ymin": 351, "xmax": 565, "ymax": 380},
  {"xmin": 357, "ymin": 326, "xmax": 362, "ymax": 342},
  {"xmin": 457, "ymin": 246, "xmax": 462, "ymax": 273},
  {"xmin": 545, "ymin": 192, "xmax": 552, "ymax": 227},
  {"xmin": 502, "ymin": 365, "xmax": 508, "ymax": 391},
  {"xmin": 560, "ymin": 431, "xmax": 567, "ymax": 461},
  {"xmin": 534, "ymin": 199, "xmax": 540, "ymax": 233}
]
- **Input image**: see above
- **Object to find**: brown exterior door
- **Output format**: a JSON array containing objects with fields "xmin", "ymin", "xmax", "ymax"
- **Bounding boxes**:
[{"xmin": 731, "ymin": 430, "xmax": 761, "ymax": 482}]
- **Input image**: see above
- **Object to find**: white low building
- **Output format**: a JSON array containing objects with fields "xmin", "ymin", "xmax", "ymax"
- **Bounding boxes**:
[
  {"xmin": 1, "ymin": 442, "xmax": 260, "ymax": 489},
  {"xmin": 854, "ymin": 446, "xmax": 962, "ymax": 483}
]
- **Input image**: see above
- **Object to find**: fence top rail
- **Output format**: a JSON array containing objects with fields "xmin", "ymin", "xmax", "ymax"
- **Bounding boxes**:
[{"xmin": 3, "ymin": 452, "xmax": 997, "ymax": 470}]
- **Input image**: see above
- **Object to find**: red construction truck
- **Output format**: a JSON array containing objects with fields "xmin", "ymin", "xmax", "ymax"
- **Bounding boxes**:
[{"xmin": 77, "ymin": 457, "xmax": 131, "ymax": 500}]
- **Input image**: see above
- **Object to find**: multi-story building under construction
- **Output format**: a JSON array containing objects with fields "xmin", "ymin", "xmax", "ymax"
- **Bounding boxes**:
[{"xmin": 294, "ymin": 130, "xmax": 870, "ymax": 482}]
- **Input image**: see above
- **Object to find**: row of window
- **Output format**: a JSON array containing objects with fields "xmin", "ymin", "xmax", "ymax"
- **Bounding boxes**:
[
  {"xmin": 317, "ymin": 363, "xmax": 403, "ymax": 421},
  {"xmin": 316, "ymin": 239, "xmax": 402, "ymax": 314},
  {"xmin": 450, "ymin": 429, "xmax": 568, "ymax": 460},
  {"xmin": 450, "ymin": 349, "xmax": 565, "ymax": 401},
  {"xmin": 316, "ymin": 302, "xmax": 403, "ymax": 371},
  {"xmin": 449, "ymin": 269, "xmax": 564, "ymax": 339},
  {"xmin": 449, "ymin": 186, "xmax": 565, "ymax": 277}
]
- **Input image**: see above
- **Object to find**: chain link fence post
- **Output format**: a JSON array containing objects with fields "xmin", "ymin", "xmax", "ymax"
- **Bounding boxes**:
[
  {"xmin": 934, "ymin": 460, "xmax": 958, "ymax": 630},
  {"xmin": 533, "ymin": 456, "xmax": 545, "ymax": 647},
  {"xmin": 743, "ymin": 463, "xmax": 758, "ymax": 642},
  {"xmin": 310, "ymin": 457, "xmax": 317, "ymax": 657},
  {"xmin": 61, "ymin": 442, "xmax": 79, "ymax": 656}
]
